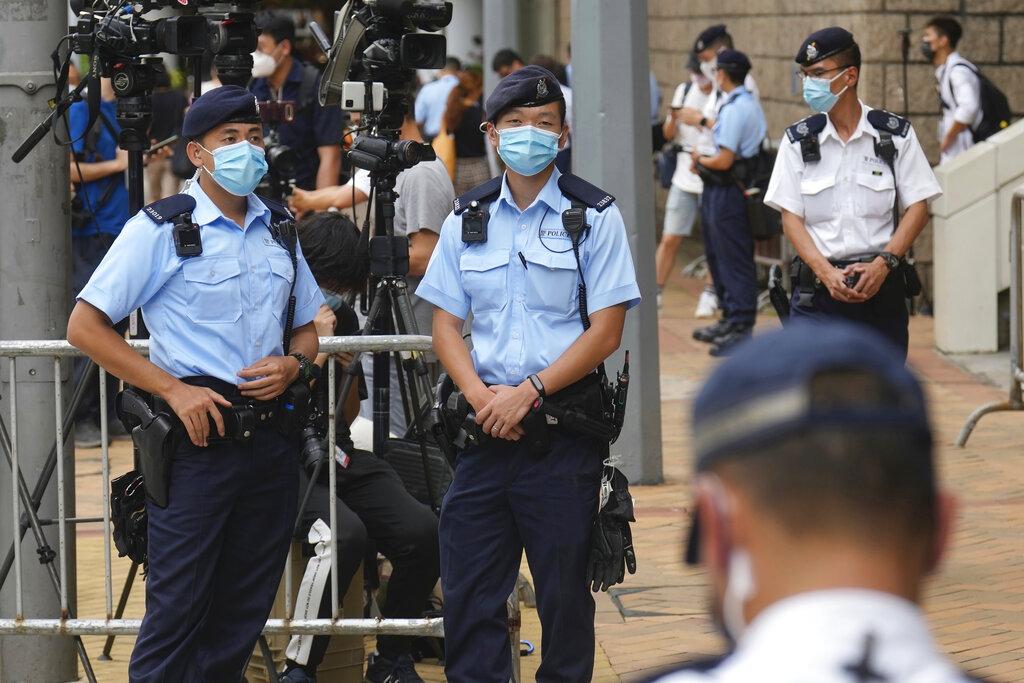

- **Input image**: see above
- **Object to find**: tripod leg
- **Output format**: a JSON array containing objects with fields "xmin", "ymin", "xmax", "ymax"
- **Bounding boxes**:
[
  {"xmin": 259, "ymin": 634, "xmax": 281, "ymax": 683},
  {"xmin": 100, "ymin": 561, "xmax": 139, "ymax": 659}
]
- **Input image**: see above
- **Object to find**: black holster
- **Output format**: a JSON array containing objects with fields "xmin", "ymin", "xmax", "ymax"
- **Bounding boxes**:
[{"xmin": 116, "ymin": 389, "xmax": 179, "ymax": 509}]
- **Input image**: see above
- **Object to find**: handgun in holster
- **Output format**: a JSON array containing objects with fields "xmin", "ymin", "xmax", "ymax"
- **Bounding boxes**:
[
  {"xmin": 116, "ymin": 388, "xmax": 180, "ymax": 509},
  {"xmin": 789, "ymin": 257, "xmax": 818, "ymax": 308}
]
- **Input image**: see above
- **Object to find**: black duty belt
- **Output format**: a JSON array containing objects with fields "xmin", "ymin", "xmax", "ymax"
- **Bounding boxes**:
[{"xmin": 151, "ymin": 376, "xmax": 282, "ymax": 444}]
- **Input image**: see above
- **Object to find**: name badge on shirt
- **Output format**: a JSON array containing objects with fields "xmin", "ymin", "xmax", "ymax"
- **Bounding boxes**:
[{"xmin": 540, "ymin": 227, "xmax": 571, "ymax": 241}]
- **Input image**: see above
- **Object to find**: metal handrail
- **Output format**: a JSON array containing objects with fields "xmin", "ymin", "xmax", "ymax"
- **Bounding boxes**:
[{"xmin": 956, "ymin": 187, "xmax": 1024, "ymax": 446}]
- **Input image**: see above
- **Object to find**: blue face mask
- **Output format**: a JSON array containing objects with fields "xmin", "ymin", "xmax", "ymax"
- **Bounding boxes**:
[
  {"xmin": 802, "ymin": 69, "xmax": 849, "ymax": 114},
  {"xmin": 199, "ymin": 140, "xmax": 268, "ymax": 196},
  {"xmin": 497, "ymin": 125, "xmax": 561, "ymax": 176}
]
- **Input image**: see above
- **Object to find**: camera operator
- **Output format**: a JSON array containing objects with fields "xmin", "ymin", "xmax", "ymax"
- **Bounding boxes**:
[
  {"xmin": 250, "ymin": 12, "xmax": 342, "ymax": 191},
  {"xmin": 291, "ymin": 111, "xmax": 455, "ymax": 436},
  {"xmin": 280, "ymin": 211, "xmax": 440, "ymax": 683}
]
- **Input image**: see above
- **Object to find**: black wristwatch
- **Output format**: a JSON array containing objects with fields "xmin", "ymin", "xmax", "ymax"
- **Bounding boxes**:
[
  {"xmin": 699, "ymin": 116, "xmax": 708, "ymax": 128},
  {"xmin": 291, "ymin": 353, "xmax": 320, "ymax": 383},
  {"xmin": 528, "ymin": 373, "xmax": 546, "ymax": 398},
  {"xmin": 879, "ymin": 252, "xmax": 900, "ymax": 271}
]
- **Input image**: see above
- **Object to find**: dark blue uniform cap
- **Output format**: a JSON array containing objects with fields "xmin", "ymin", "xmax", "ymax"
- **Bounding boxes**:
[
  {"xmin": 795, "ymin": 26, "xmax": 856, "ymax": 66},
  {"xmin": 715, "ymin": 48, "xmax": 751, "ymax": 71},
  {"xmin": 181, "ymin": 85, "xmax": 262, "ymax": 139},
  {"xmin": 693, "ymin": 24, "xmax": 728, "ymax": 53},
  {"xmin": 684, "ymin": 321, "xmax": 933, "ymax": 565},
  {"xmin": 484, "ymin": 65, "xmax": 564, "ymax": 123}
]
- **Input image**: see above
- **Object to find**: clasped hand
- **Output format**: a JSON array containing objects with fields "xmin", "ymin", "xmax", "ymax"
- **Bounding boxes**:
[{"xmin": 472, "ymin": 383, "xmax": 539, "ymax": 442}]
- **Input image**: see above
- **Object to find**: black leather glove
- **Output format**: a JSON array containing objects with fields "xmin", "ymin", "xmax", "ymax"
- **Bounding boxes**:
[{"xmin": 586, "ymin": 467, "xmax": 637, "ymax": 592}]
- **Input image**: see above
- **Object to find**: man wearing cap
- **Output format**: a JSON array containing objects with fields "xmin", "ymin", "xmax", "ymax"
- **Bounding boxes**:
[
  {"xmin": 690, "ymin": 49, "xmax": 767, "ymax": 356},
  {"xmin": 67, "ymin": 85, "xmax": 324, "ymax": 681},
  {"xmin": 765, "ymin": 27, "xmax": 941, "ymax": 357},
  {"xmin": 417, "ymin": 65, "xmax": 641, "ymax": 681},
  {"xmin": 651, "ymin": 321, "xmax": 980, "ymax": 682}
]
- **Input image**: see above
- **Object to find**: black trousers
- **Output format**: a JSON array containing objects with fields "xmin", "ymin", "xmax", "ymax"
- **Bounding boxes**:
[
  {"xmin": 295, "ymin": 450, "xmax": 439, "ymax": 669},
  {"xmin": 701, "ymin": 184, "xmax": 758, "ymax": 325}
]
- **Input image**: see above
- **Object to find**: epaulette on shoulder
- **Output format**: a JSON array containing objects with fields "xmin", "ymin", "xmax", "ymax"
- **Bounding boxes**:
[
  {"xmin": 453, "ymin": 176, "xmax": 502, "ymax": 215},
  {"xmin": 867, "ymin": 108, "xmax": 911, "ymax": 137},
  {"xmin": 557, "ymin": 173, "xmax": 615, "ymax": 212},
  {"xmin": 256, "ymin": 194, "xmax": 295, "ymax": 223},
  {"xmin": 785, "ymin": 113, "xmax": 827, "ymax": 143},
  {"xmin": 142, "ymin": 194, "xmax": 196, "ymax": 224}
]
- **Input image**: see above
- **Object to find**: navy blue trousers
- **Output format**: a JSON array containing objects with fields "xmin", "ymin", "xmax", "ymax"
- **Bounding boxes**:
[
  {"xmin": 129, "ymin": 427, "xmax": 299, "ymax": 682},
  {"xmin": 790, "ymin": 287, "xmax": 909, "ymax": 359},
  {"xmin": 440, "ymin": 432, "xmax": 603, "ymax": 683},
  {"xmin": 701, "ymin": 183, "xmax": 757, "ymax": 325}
]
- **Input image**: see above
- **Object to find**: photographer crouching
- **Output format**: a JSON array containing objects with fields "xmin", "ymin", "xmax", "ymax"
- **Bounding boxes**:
[{"xmin": 280, "ymin": 212, "xmax": 440, "ymax": 683}]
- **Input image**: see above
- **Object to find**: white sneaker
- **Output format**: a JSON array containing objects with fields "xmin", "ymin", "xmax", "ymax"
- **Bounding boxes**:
[{"xmin": 694, "ymin": 289, "xmax": 719, "ymax": 318}]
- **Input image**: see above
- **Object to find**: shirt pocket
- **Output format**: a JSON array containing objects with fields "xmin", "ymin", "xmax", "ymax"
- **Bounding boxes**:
[
  {"xmin": 267, "ymin": 254, "xmax": 294, "ymax": 322},
  {"xmin": 182, "ymin": 257, "xmax": 243, "ymax": 324},
  {"xmin": 522, "ymin": 249, "xmax": 579, "ymax": 316},
  {"xmin": 460, "ymin": 250, "xmax": 509, "ymax": 314},
  {"xmin": 798, "ymin": 175, "xmax": 837, "ymax": 226},
  {"xmin": 855, "ymin": 172, "xmax": 896, "ymax": 220}
]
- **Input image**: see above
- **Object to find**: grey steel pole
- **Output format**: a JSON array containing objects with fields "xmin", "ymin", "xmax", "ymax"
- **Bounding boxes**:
[
  {"xmin": 571, "ymin": 0, "xmax": 663, "ymax": 483},
  {"xmin": 0, "ymin": 1, "xmax": 77, "ymax": 680}
]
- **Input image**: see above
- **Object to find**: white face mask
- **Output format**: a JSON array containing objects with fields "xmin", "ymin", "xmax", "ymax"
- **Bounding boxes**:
[
  {"xmin": 700, "ymin": 58, "xmax": 717, "ymax": 82},
  {"xmin": 251, "ymin": 51, "xmax": 276, "ymax": 79},
  {"xmin": 721, "ymin": 548, "xmax": 756, "ymax": 641}
]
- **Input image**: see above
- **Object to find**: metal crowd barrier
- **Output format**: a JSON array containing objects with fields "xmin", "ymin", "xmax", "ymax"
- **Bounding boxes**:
[
  {"xmin": 957, "ymin": 187, "xmax": 1024, "ymax": 446},
  {"xmin": 0, "ymin": 336, "xmax": 524, "ymax": 681}
]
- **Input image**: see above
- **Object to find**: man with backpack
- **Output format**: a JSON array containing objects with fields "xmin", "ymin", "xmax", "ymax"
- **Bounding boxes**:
[
  {"xmin": 249, "ymin": 12, "xmax": 343, "ymax": 190},
  {"xmin": 923, "ymin": 16, "xmax": 1011, "ymax": 164}
]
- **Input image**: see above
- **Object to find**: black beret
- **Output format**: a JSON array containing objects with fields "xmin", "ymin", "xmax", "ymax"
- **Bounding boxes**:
[
  {"xmin": 182, "ymin": 85, "xmax": 262, "ymax": 139},
  {"xmin": 715, "ymin": 48, "xmax": 751, "ymax": 71},
  {"xmin": 484, "ymin": 65, "xmax": 564, "ymax": 123},
  {"xmin": 795, "ymin": 26, "xmax": 856, "ymax": 66},
  {"xmin": 693, "ymin": 24, "xmax": 727, "ymax": 53}
]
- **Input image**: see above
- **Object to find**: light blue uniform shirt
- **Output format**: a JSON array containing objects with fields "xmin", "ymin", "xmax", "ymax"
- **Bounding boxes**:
[
  {"xmin": 414, "ymin": 74, "xmax": 459, "ymax": 138},
  {"xmin": 713, "ymin": 86, "xmax": 767, "ymax": 159},
  {"xmin": 77, "ymin": 180, "xmax": 325, "ymax": 385},
  {"xmin": 417, "ymin": 168, "xmax": 641, "ymax": 387}
]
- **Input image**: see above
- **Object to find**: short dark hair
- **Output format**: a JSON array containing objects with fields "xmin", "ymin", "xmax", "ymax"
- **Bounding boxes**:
[
  {"xmin": 491, "ymin": 48, "xmax": 523, "ymax": 73},
  {"xmin": 296, "ymin": 211, "xmax": 369, "ymax": 295},
  {"xmin": 833, "ymin": 42, "xmax": 862, "ymax": 70},
  {"xmin": 926, "ymin": 16, "xmax": 963, "ymax": 48},
  {"xmin": 258, "ymin": 12, "xmax": 296, "ymax": 47},
  {"xmin": 720, "ymin": 64, "xmax": 749, "ymax": 86},
  {"xmin": 444, "ymin": 56, "xmax": 462, "ymax": 71},
  {"xmin": 710, "ymin": 370, "xmax": 936, "ymax": 547}
]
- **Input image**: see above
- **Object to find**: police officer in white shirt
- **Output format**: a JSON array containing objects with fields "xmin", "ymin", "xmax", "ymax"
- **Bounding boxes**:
[
  {"xmin": 648, "ymin": 321, "xmax": 992, "ymax": 683},
  {"xmin": 922, "ymin": 16, "xmax": 982, "ymax": 164},
  {"xmin": 765, "ymin": 27, "xmax": 941, "ymax": 358}
]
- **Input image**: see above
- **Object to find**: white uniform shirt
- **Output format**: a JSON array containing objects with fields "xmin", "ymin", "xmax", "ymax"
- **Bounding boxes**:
[
  {"xmin": 667, "ymin": 80, "xmax": 715, "ymax": 193},
  {"xmin": 764, "ymin": 103, "xmax": 942, "ymax": 261},
  {"xmin": 937, "ymin": 52, "xmax": 983, "ymax": 164},
  {"xmin": 652, "ymin": 590, "xmax": 976, "ymax": 683}
]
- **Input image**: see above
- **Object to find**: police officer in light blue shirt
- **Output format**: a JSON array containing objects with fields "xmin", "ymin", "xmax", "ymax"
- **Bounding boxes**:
[
  {"xmin": 690, "ymin": 48, "xmax": 767, "ymax": 357},
  {"xmin": 67, "ymin": 85, "xmax": 325, "ymax": 682},
  {"xmin": 414, "ymin": 56, "xmax": 461, "ymax": 141},
  {"xmin": 417, "ymin": 65, "xmax": 640, "ymax": 682}
]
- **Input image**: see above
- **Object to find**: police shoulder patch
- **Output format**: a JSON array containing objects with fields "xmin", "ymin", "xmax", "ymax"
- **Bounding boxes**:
[
  {"xmin": 256, "ymin": 194, "xmax": 295, "ymax": 223},
  {"xmin": 557, "ymin": 173, "xmax": 615, "ymax": 212},
  {"xmin": 142, "ymin": 193, "xmax": 197, "ymax": 224},
  {"xmin": 453, "ymin": 175, "xmax": 502, "ymax": 215},
  {"xmin": 866, "ymin": 108, "xmax": 911, "ymax": 137},
  {"xmin": 785, "ymin": 113, "xmax": 827, "ymax": 143}
]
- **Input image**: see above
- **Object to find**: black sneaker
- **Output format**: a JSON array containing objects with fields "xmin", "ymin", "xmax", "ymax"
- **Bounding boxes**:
[
  {"xmin": 709, "ymin": 325, "xmax": 753, "ymax": 357},
  {"xmin": 279, "ymin": 664, "xmax": 316, "ymax": 683},
  {"xmin": 365, "ymin": 652, "xmax": 424, "ymax": 683},
  {"xmin": 74, "ymin": 421, "xmax": 104, "ymax": 449},
  {"xmin": 692, "ymin": 319, "xmax": 730, "ymax": 344}
]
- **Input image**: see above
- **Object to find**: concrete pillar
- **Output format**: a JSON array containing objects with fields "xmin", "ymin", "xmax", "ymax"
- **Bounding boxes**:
[
  {"xmin": 571, "ymin": 0, "xmax": 663, "ymax": 484},
  {"xmin": 482, "ymin": 0, "xmax": 519, "ymax": 98}
]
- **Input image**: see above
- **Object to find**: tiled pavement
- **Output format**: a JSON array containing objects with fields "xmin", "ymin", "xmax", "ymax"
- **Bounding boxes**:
[{"xmin": 64, "ymin": 269, "xmax": 1023, "ymax": 681}]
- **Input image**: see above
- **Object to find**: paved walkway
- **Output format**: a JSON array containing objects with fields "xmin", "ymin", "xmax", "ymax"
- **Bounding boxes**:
[{"xmin": 66, "ymin": 269, "xmax": 1024, "ymax": 681}]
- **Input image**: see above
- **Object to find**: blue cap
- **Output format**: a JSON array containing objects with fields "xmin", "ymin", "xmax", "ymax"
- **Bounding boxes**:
[
  {"xmin": 715, "ymin": 48, "xmax": 751, "ymax": 71},
  {"xmin": 693, "ymin": 24, "xmax": 728, "ymax": 53},
  {"xmin": 484, "ymin": 65, "xmax": 564, "ymax": 123},
  {"xmin": 181, "ymin": 85, "xmax": 262, "ymax": 139},
  {"xmin": 795, "ymin": 26, "xmax": 856, "ymax": 66}
]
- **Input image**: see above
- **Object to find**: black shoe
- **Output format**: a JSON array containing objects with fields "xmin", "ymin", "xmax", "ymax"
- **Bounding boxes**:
[
  {"xmin": 709, "ymin": 325, "xmax": 753, "ymax": 357},
  {"xmin": 692, "ymin": 319, "xmax": 730, "ymax": 343},
  {"xmin": 74, "ymin": 421, "xmax": 104, "ymax": 449},
  {"xmin": 280, "ymin": 665, "xmax": 316, "ymax": 683},
  {"xmin": 365, "ymin": 652, "xmax": 424, "ymax": 683}
]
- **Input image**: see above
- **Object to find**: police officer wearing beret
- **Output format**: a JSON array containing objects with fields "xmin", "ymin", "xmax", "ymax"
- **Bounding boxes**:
[
  {"xmin": 765, "ymin": 27, "xmax": 942, "ymax": 357},
  {"xmin": 67, "ymin": 85, "xmax": 325, "ymax": 681},
  {"xmin": 690, "ymin": 49, "xmax": 767, "ymax": 356},
  {"xmin": 649, "ymin": 321, "xmax": 990, "ymax": 683},
  {"xmin": 417, "ymin": 65, "xmax": 641, "ymax": 681}
]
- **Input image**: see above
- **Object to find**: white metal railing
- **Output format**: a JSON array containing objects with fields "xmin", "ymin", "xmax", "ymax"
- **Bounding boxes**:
[{"xmin": 0, "ymin": 336, "xmax": 522, "ymax": 681}]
